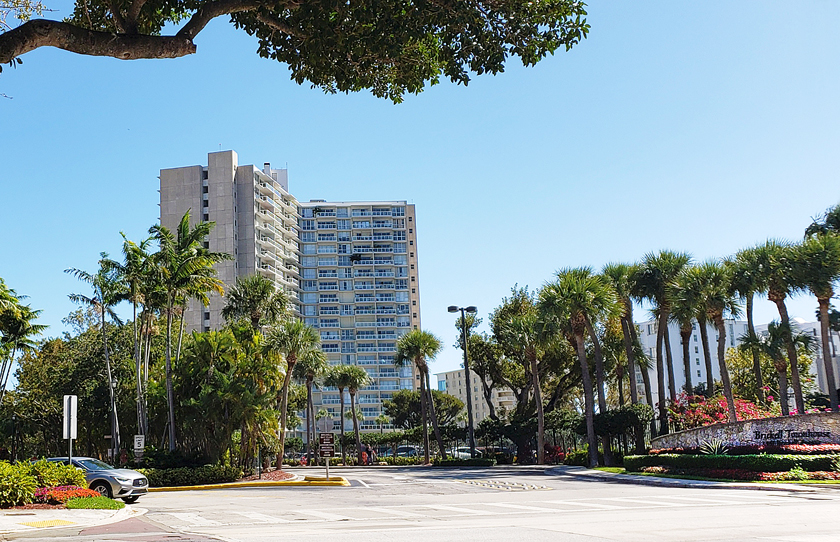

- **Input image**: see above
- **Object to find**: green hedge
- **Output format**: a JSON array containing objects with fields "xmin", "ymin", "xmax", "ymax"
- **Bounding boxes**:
[
  {"xmin": 432, "ymin": 458, "xmax": 496, "ymax": 467},
  {"xmin": 23, "ymin": 459, "xmax": 87, "ymax": 488},
  {"xmin": 137, "ymin": 465, "xmax": 242, "ymax": 487},
  {"xmin": 624, "ymin": 454, "xmax": 839, "ymax": 473},
  {"xmin": 0, "ymin": 460, "xmax": 86, "ymax": 508}
]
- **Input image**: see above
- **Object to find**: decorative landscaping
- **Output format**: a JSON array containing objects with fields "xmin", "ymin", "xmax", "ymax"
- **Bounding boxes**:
[{"xmin": 0, "ymin": 460, "xmax": 123, "ymax": 509}]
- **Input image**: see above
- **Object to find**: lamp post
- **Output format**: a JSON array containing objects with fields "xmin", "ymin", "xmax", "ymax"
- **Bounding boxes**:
[
  {"xmin": 110, "ymin": 377, "xmax": 120, "ymax": 462},
  {"xmin": 11, "ymin": 413, "xmax": 16, "ymax": 463},
  {"xmin": 448, "ymin": 305, "xmax": 477, "ymax": 458}
]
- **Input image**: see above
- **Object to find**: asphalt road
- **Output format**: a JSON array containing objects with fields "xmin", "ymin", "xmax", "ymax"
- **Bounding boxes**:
[{"xmin": 8, "ymin": 466, "xmax": 840, "ymax": 542}]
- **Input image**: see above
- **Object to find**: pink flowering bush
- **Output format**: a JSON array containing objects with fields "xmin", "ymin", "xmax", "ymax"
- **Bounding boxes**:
[
  {"xmin": 34, "ymin": 485, "xmax": 100, "ymax": 504},
  {"xmin": 668, "ymin": 393, "xmax": 773, "ymax": 430}
]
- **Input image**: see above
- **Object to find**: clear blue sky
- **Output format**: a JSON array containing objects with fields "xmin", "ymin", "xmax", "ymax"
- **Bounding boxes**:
[{"xmin": 2, "ymin": 1, "xmax": 839, "ymax": 380}]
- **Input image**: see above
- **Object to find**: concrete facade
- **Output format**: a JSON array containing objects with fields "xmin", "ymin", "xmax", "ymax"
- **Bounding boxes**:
[{"xmin": 436, "ymin": 368, "xmax": 516, "ymax": 424}]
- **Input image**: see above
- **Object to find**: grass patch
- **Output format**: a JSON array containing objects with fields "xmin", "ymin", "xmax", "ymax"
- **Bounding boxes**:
[
  {"xmin": 65, "ymin": 496, "xmax": 125, "ymax": 510},
  {"xmin": 593, "ymin": 467, "xmax": 625, "ymax": 474}
]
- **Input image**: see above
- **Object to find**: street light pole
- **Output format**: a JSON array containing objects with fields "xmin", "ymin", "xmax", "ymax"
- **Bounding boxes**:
[{"xmin": 449, "ymin": 305, "xmax": 478, "ymax": 458}]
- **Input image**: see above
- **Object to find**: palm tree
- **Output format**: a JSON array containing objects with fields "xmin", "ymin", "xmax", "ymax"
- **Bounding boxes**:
[
  {"xmin": 539, "ymin": 268, "xmax": 618, "ymax": 467},
  {"xmin": 264, "ymin": 319, "xmax": 320, "ymax": 467},
  {"xmin": 342, "ymin": 365, "xmax": 370, "ymax": 463},
  {"xmin": 727, "ymin": 247, "xmax": 768, "ymax": 403},
  {"xmin": 323, "ymin": 366, "xmax": 349, "ymax": 464},
  {"xmin": 695, "ymin": 261, "xmax": 741, "ymax": 422},
  {"xmin": 103, "ymin": 233, "xmax": 154, "ymax": 436},
  {"xmin": 221, "ymin": 274, "xmax": 289, "ymax": 333},
  {"xmin": 0, "ymin": 295, "xmax": 45, "ymax": 406},
  {"xmin": 753, "ymin": 240, "xmax": 806, "ymax": 413},
  {"xmin": 795, "ymin": 233, "xmax": 840, "ymax": 411},
  {"xmin": 66, "ymin": 257, "xmax": 126, "ymax": 456},
  {"xmin": 150, "ymin": 211, "xmax": 230, "ymax": 450},
  {"xmin": 601, "ymin": 263, "xmax": 641, "ymax": 404},
  {"xmin": 805, "ymin": 203, "xmax": 840, "ymax": 237},
  {"xmin": 293, "ymin": 348, "xmax": 329, "ymax": 462},
  {"xmin": 669, "ymin": 268, "xmax": 703, "ymax": 394},
  {"xmin": 632, "ymin": 250, "xmax": 691, "ymax": 434},
  {"xmin": 395, "ymin": 329, "xmax": 446, "ymax": 463}
]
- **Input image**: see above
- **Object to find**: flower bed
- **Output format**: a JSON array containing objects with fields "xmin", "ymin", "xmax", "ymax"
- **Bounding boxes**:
[
  {"xmin": 34, "ymin": 486, "xmax": 100, "ymax": 504},
  {"xmin": 624, "ymin": 453, "xmax": 839, "ymax": 473},
  {"xmin": 637, "ymin": 465, "xmax": 840, "ymax": 482},
  {"xmin": 650, "ymin": 444, "xmax": 840, "ymax": 456}
]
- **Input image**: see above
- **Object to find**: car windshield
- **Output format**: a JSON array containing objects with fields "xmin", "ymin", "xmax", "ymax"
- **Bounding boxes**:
[{"xmin": 77, "ymin": 459, "xmax": 113, "ymax": 471}]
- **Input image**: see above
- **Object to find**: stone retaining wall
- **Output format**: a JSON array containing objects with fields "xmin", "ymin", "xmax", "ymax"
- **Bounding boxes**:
[{"xmin": 650, "ymin": 412, "xmax": 840, "ymax": 450}]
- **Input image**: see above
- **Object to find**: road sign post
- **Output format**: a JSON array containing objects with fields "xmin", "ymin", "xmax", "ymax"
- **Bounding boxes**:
[
  {"xmin": 63, "ymin": 395, "xmax": 77, "ymax": 463},
  {"xmin": 319, "ymin": 433, "xmax": 335, "ymax": 480}
]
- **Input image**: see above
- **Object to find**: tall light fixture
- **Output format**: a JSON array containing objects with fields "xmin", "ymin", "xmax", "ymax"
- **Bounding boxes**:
[{"xmin": 448, "ymin": 305, "xmax": 478, "ymax": 458}]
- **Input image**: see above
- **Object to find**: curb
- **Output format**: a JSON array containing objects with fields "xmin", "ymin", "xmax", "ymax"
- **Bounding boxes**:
[
  {"xmin": 148, "ymin": 476, "xmax": 350, "ymax": 492},
  {"xmin": 545, "ymin": 466, "xmax": 828, "ymax": 493}
]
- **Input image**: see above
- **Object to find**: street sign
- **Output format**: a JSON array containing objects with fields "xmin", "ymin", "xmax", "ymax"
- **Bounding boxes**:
[
  {"xmin": 63, "ymin": 395, "xmax": 77, "ymax": 440},
  {"xmin": 316, "ymin": 417, "xmax": 333, "ymax": 433},
  {"xmin": 133, "ymin": 435, "xmax": 145, "ymax": 452},
  {"xmin": 319, "ymin": 446, "xmax": 336, "ymax": 458},
  {"xmin": 319, "ymin": 433, "xmax": 336, "ymax": 458}
]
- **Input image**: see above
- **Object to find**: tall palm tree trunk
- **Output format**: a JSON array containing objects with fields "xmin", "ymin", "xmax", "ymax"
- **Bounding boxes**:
[
  {"xmin": 175, "ymin": 306, "xmax": 186, "ymax": 364},
  {"xmin": 339, "ymin": 387, "xmax": 347, "ymax": 465},
  {"xmin": 275, "ymin": 357, "xmax": 295, "ymax": 469},
  {"xmin": 132, "ymin": 301, "xmax": 145, "ymax": 436},
  {"xmin": 424, "ymin": 370, "xmax": 447, "ymax": 460},
  {"xmin": 528, "ymin": 351, "xmax": 545, "ymax": 465},
  {"xmin": 772, "ymin": 298, "xmax": 805, "ymax": 413},
  {"xmin": 680, "ymin": 328, "xmax": 693, "ymax": 393},
  {"xmin": 655, "ymin": 310, "xmax": 669, "ymax": 435},
  {"xmin": 620, "ymin": 317, "xmax": 639, "ymax": 404},
  {"xmin": 817, "ymin": 299, "xmax": 839, "ymax": 411},
  {"xmin": 350, "ymin": 391, "xmax": 362, "ymax": 463},
  {"xmin": 713, "ymin": 316, "xmax": 737, "ymax": 422},
  {"xmin": 102, "ymin": 303, "xmax": 121, "ymax": 457},
  {"xmin": 698, "ymin": 316, "xmax": 715, "ymax": 396},
  {"xmin": 306, "ymin": 379, "xmax": 313, "ymax": 464},
  {"xmin": 574, "ymin": 332, "xmax": 598, "ymax": 468},
  {"xmin": 628, "ymin": 321, "xmax": 656, "ymax": 441},
  {"xmin": 775, "ymin": 362, "xmax": 790, "ymax": 416},
  {"xmin": 745, "ymin": 294, "xmax": 765, "ymax": 402},
  {"xmin": 165, "ymin": 300, "xmax": 176, "ymax": 451},
  {"xmin": 418, "ymin": 369, "xmax": 430, "ymax": 464},
  {"xmin": 663, "ymin": 326, "xmax": 677, "ymax": 401},
  {"xmin": 585, "ymin": 318, "xmax": 613, "ymax": 466}
]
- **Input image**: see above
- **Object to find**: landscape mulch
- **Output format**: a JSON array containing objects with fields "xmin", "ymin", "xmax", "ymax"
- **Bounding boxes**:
[{"xmin": 238, "ymin": 469, "xmax": 296, "ymax": 482}]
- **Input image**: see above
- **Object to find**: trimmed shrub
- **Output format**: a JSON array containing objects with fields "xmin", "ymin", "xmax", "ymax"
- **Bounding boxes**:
[
  {"xmin": 651, "ymin": 444, "xmax": 840, "ymax": 456},
  {"xmin": 24, "ymin": 459, "xmax": 87, "ymax": 488},
  {"xmin": 137, "ymin": 465, "xmax": 242, "ymax": 487},
  {"xmin": 66, "ymin": 496, "xmax": 125, "ymax": 510},
  {"xmin": 0, "ymin": 462, "xmax": 37, "ymax": 508},
  {"xmin": 432, "ymin": 458, "xmax": 496, "ymax": 467},
  {"xmin": 624, "ymin": 454, "xmax": 839, "ymax": 473},
  {"xmin": 384, "ymin": 456, "xmax": 420, "ymax": 466},
  {"xmin": 35, "ymin": 485, "xmax": 100, "ymax": 504},
  {"xmin": 563, "ymin": 449, "xmax": 591, "ymax": 467}
]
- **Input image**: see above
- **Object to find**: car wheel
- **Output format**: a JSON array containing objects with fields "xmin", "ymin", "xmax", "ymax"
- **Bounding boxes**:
[
  {"xmin": 91, "ymin": 481, "xmax": 112, "ymax": 498},
  {"xmin": 122, "ymin": 496, "xmax": 139, "ymax": 504}
]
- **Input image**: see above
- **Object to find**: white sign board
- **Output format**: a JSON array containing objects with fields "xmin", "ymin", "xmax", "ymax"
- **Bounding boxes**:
[
  {"xmin": 134, "ymin": 435, "xmax": 145, "ymax": 452},
  {"xmin": 316, "ymin": 417, "xmax": 333, "ymax": 433},
  {"xmin": 63, "ymin": 395, "xmax": 77, "ymax": 440}
]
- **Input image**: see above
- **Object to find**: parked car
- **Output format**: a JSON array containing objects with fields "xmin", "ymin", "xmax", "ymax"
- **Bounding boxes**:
[
  {"xmin": 449, "ymin": 447, "xmax": 482, "ymax": 459},
  {"xmin": 47, "ymin": 457, "xmax": 148, "ymax": 503},
  {"xmin": 395, "ymin": 446, "xmax": 419, "ymax": 457}
]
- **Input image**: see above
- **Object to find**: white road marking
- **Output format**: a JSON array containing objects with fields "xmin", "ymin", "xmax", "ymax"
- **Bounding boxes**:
[
  {"xmin": 168, "ymin": 513, "xmax": 222, "ymax": 526},
  {"xmin": 295, "ymin": 509, "xmax": 355, "ymax": 521},
  {"xmin": 601, "ymin": 497, "xmax": 690, "ymax": 507},
  {"xmin": 546, "ymin": 500, "xmax": 624, "ymax": 509},
  {"xmin": 356, "ymin": 479, "xmax": 371, "ymax": 488},
  {"xmin": 422, "ymin": 504, "xmax": 494, "ymax": 515},
  {"xmin": 483, "ymin": 502, "xmax": 561, "ymax": 513},
  {"xmin": 229, "ymin": 511, "xmax": 290, "ymax": 523}
]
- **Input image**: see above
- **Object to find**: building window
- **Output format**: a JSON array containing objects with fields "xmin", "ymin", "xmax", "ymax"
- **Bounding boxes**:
[{"xmin": 697, "ymin": 370, "xmax": 701, "ymax": 377}]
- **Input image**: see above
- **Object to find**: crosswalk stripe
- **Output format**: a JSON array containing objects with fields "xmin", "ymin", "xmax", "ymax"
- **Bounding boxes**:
[
  {"xmin": 664, "ymin": 495, "xmax": 753, "ymax": 505},
  {"xmin": 230, "ymin": 511, "xmax": 291, "ymax": 523},
  {"xmin": 423, "ymin": 504, "xmax": 494, "ymax": 515},
  {"xmin": 600, "ymin": 497, "xmax": 689, "ymax": 507},
  {"xmin": 546, "ymin": 500, "xmax": 624, "ymax": 509},
  {"xmin": 376, "ymin": 507, "xmax": 427, "ymax": 518},
  {"xmin": 483, "ymin": 502, "xmax": 560, "ymax": 512},
  {"xmin": 169, "ymin": 513, "xmax": 222, "ymax": 526},
  {"xmin": 295, "ymin": 509, "xmax": 355, "ymax": 521}
]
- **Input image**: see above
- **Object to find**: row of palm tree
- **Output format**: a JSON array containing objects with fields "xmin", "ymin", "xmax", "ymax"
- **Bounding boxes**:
[{"xmin": 0, "ymin": 279, "xmax": 46, "ymax": 408}]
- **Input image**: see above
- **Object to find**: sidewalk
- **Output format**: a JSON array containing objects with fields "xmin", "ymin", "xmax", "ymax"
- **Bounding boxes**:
[
  {"xmin": 0, "ymin": 505, "xmax": 144, "ymax": 536},
  {"xmin": 546, "ymin": 465, "xmax": 833, "ymax": 492}
]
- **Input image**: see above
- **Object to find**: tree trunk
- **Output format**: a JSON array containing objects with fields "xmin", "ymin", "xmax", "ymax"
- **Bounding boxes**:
[
  {"xmin": 698, "ymin": 316, "xmax": 715, "ymax": 397},
  {"xmin": 574, "ymin": 331, "xmax": 599, "ymax": 468},
  {"xmin": 102, "ymin": 301, "xmax": 121, "ymax": 457},
  {"xmin": 714, "ymin": 315, "xmax": 737, "ymax": 422},
  {"xmin": 817, "ymin": 298, "xmax": 839, "ymax": 411},
  {"xmin": 275, "ymin": 357, "xmax": 295, "ymax": 469},
  {"xmin": 664, "ymin": 325, "xmax": 678, "ymax": 402},
  {"xmin": 132, "ymin": 301, "xmax": 145, "ymax": 436},
  {"xmin": 339, "ymin": 387, "xmax": 347, "ymax": 465},
  {"xmin": 745, "ymin": 293, "xmax": 765, "ymax": 402},
  {"xmin": 628, "ymin": 321, "xmax": 656, "ymax": 442},
  {"xmin": 620, "ymin": 316, "xmax": 639, "ymax": 404},
  {"xmin": 529, "ymin": 350, "xmax": 545, "ymax": 465},
  {"xmin": 176, "ymin": 306, "xmax": 186, "ymax": 364},
  {"xmin": 418, "ymin": 368, "xmax": 430, "ymax": 464},
  {"xmin": 680, "ymin": 328, "xmax": 693, "ymax": 393},
  {"xmin": 776, "ymin": 365, "xmax": 790, "ymax": 416},
  {"xmin": 350, "ymin": 391, "xmax": 362, "ymax": 463},
  {"xmin": 655, "ymin": 309, "xmax": 669, "ymax": 435},
  {"xmin": 306, "ymin": 379, "xmax": 313, "ymax": 464},
  {"xmin": 424, "ymin": 370, "xmax": 447, "ymax": 460},
  {"xmin": 772, "ymin": 298, "xmax": 805, "ymax": 413},
  {"xmin": 584, "ymin": 317, "xmax": 613, "ymax": 466},
  {"xmin": 165, "ymin": 299, "xmax": 177, "ymax": 451}
]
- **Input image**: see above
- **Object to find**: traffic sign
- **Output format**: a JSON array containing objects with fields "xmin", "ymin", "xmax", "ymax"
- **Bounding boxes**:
[
  {"xmin": 62, "ymin": 395, "xmax": 77, "ymax": 440},
  {"xmin": 134, "ymin": 435, "xmax": 145, "ymax": 452},
  {"xmin": 319, "ymin": 433, "xmax": 335, "ymax": 445}
]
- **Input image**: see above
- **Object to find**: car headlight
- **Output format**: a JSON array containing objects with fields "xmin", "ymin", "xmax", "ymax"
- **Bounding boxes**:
[{"xmin": 115, "ymin": 477, "xmax": 130, "ymax": 482}]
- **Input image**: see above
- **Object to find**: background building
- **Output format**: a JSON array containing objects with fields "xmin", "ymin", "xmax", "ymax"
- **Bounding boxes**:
[
  {"xmin": 160, "ymin": 150, "xmax": 421, "ymax": 435},
  {"xmin": 436, "ymin": 368, "xmax": 516, "ymax": 424}
]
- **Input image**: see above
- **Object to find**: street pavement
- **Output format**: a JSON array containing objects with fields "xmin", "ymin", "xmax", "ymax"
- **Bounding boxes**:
[{"xmin": 5, "ymin": 466, "xmax": 840, "ymax": 542}]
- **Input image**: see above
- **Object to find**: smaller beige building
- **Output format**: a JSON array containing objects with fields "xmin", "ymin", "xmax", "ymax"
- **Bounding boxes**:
[{"xmin": 436, "ymin": 368, "xmax": 516, "ymax": 424}]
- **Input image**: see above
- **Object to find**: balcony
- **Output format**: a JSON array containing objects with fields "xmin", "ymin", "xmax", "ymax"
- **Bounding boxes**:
[
  {"xmin": 356, "ymin": 322, "xmax": 378, "ymax": 328},
  {"xmin": 375, "ymin": 307, "xmax": 396, "ymax": 315},
  {"xmin": 374, "ymin": 270, "xmax": 394, "ymax": 277},
  {"xmin": 319, "ymin": 321, "xmax": 340, "ymax": 328}
]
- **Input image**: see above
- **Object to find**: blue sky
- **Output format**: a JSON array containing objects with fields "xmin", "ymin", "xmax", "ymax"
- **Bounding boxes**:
[{"xmin": 2, "ymin": 1, "xmax": 839, "ymax": 380}]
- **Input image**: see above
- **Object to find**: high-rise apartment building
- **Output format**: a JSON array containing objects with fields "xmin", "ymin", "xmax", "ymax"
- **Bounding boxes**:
[
  {"xmin": 436, "ymin": 368, "xmax": 516, "ymax": 424},
  {"xmin": 159, "ymin": 150, "xmax": 421, "ymax": 433}
]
